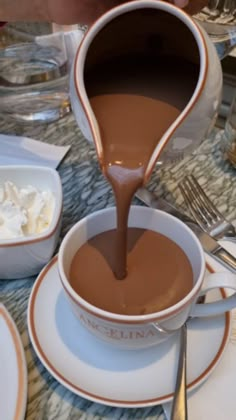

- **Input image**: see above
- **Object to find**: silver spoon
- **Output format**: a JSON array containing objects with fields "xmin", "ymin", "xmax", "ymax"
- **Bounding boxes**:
[{"xmin": 170, "ymin": 322, "xmax": 188, "ymax": 420}]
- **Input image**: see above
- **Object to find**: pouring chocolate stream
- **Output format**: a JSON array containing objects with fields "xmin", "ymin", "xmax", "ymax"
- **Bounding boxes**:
[{"xmin": 85, "ymin": 50, "xmax": 199, "ymax": 279}]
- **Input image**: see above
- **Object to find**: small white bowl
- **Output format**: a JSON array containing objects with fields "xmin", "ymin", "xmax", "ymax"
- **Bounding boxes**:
[{"xmin": 0, "ymin": 166, "xmax": 63, "ymax": 279}]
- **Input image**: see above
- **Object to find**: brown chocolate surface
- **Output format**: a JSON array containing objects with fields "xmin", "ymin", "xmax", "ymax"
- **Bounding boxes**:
[{"xmin": 69, "ymin": 228, "xmax": 193, "ymax": 315}]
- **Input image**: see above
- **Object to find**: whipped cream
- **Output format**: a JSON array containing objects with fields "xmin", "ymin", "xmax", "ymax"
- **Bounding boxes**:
[{"xmin": 0, "ymin": 181, "xmax": 55, "ymax": 239}]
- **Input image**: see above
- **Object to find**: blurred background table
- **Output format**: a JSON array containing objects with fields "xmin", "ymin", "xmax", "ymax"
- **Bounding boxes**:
[{"xmin": 0, "ymin": 108, "xmax": 236, "ymax": 420}]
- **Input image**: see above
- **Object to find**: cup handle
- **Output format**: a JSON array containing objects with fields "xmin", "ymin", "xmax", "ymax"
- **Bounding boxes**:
[{"xmin": 190, "ymin": 272, "xmax": 236, "ymax": 317}]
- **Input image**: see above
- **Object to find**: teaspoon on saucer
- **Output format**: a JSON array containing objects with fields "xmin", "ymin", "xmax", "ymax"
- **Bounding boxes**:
[{"xmin": 170, "ymin": 323, "xmax": 188, "ymax": 420}]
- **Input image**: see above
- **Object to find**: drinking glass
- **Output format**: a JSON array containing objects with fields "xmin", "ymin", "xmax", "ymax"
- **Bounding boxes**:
[
  {"xmin": 0, "ymin": 31, "xmax": 71, "ymax": 124},
  {"xmin": 192, "ymin": 0, "xmax": 236, "ymax": 59},
  {"xmin": 222, "ymin": 88, "xmax": 236, "ymax": 165}
]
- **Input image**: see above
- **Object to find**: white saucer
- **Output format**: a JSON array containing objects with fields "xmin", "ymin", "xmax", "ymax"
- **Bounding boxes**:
[
  {"xmin": 27, "ymin": 256, "xmax": 231, "ymax": 408},
  {"xmin": 0, "ymin": 304, "xmax": 27, "ymax": 420}
]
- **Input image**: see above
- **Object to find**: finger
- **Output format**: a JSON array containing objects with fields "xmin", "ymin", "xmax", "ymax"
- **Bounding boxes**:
[
  {"xmin": 184, "ymin": 0, "xmax": 208, "ymax": 15},
  {"xmin": 173, "ymin": 0, "xmax": 189, "ymax": 7}
]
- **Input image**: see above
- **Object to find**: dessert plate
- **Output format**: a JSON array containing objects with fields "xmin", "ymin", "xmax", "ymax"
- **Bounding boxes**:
[
  {"xmin": 27, "ymin": 256, "xmax": 231, "ymax": 408},
  {"xmin": 0, "ymin": 304, "xmax": 27, "ymax": 419}
]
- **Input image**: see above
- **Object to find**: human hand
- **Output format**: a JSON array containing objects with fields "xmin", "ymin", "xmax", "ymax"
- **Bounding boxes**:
[
  {"xmin": 0, "ymin": 0, "xmax": 209, "ymax": 26},
  {"xmin": 47, "ymin": 0, "xmax": 132, "ymax": 25},
  {"xmin": 0, "ymin": 0, "xmax": 133, "ymax": 24},
  {"xmin": 48, "ymin": 0, "xmax": 208, "ymax": 24}
]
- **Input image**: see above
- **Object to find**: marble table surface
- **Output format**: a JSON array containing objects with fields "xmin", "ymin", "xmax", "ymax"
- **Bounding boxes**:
[{"xmin": 0, "ymin": 112, "xmax": 236, "ymax": 420}]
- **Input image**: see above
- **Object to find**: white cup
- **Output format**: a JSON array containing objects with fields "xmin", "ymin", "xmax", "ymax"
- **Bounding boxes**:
[{"xmin": 58, "ymin": 206, "xmax": 236, "ymax": 350}]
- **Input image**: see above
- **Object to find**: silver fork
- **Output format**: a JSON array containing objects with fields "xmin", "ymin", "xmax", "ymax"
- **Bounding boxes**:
[{"xmin": 179, "ymin": 174, "xmax": 236, "ymax": 243}]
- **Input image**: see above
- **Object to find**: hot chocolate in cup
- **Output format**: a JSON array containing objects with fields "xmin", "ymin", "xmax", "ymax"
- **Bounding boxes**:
[{"xmin": 58, "ymin": 206, "xmax": 236, "ymax": 350}]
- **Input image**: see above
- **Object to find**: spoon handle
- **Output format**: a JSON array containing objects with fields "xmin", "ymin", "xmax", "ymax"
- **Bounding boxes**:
[{"xmin": 170, "ymin": 323, "xmax": 188, "ymax": 420}]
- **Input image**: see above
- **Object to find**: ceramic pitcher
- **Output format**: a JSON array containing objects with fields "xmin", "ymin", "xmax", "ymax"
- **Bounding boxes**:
[{"xmin": 70, "ymin": 0, "xmax": 222, "ymax": 180}]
